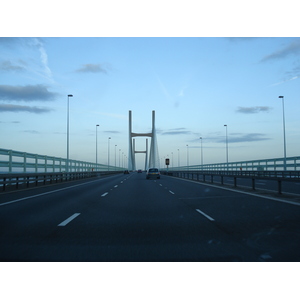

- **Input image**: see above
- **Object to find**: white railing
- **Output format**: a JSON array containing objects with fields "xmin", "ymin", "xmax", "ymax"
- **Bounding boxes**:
[
  {"xmin": 162, "ymin": 156, "xmax": 300, "ymax": 172},
  {"xmin": 0, "ymin": 148, "xmax": 123, "ymax": 173}
]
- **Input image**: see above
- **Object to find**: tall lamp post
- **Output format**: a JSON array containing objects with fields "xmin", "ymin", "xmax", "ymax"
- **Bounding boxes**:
[
  {"xmin": 186, "ymin": 144, "xmax": 189, "ymax": 171},
  {"xmin": 96, "ymin": 124, "xmax": 99, "ymax": 167},
  {"xmin": 115, "ymin": 145, "xmax": 117, "ymax": 170},
  {"xmin": 108, "ymin": 137, "xmax": 111, "ymax": 171},
  {"xmin": 67, "ymin": 94, "xmax": 73, "ymax": 172},
  {"xmin": 200, "ymin": 137, "xmax": 203, "ymax": 170},
  {"xmin": 224, "ymin": 125, "xmax": 228, "ymax": 171},
  {"xmin": 279, "ymin": 96, "xmax": 287, "ymax": 171},
  {"xmin": 177, "ymin": 149, "xmax": 180, "ymax": 169}
]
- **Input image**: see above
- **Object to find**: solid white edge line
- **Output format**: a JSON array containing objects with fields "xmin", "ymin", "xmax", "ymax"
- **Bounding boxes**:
[
  {"xmin": 172, "ymin": 176, "xmax": 300, "ymax": 206},
  {"xmin": 58, "ymin": 213, "xmax": 80, "ymax": 226},
  {"xmin": 196, "ymin": 209, "xmax": 215, "ymax": 221},
  {"xmin": 0, "ymin": 177, "xmax": 113, "ymax": 207}
]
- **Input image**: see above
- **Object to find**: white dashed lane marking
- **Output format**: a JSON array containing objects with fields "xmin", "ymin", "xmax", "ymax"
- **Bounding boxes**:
[
  {"xmin": 196, "ymin": 209, "xmax": 215, "ymax": 222},
  {"xmin": 58, "ymin": 213, "xmax": 80, "ymax": 226}
]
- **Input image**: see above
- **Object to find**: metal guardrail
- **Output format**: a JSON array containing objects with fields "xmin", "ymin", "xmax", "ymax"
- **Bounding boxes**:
[
  {"xmin": 0, "ymin": 171, "xmax": 122, "ymax": 192},
  {"xmin": 162, "ymin": 156, "xmax": 300, "ymax": 172},
  {"xmin": 161, "ymin": 170, "xmax": 300, "ymax": 194},
  {"xmin": 0, "ymin": 148, "xmax": 124, "ymax": 173}
]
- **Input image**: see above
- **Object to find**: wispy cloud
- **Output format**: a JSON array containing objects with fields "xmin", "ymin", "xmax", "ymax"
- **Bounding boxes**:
[
  {"xmin": 261, "ymin": 39, "xmax": 300, "ymax": 62},
  {"xmin": 269, "ymin": 75, "xmax": 300, "ymax": 87},
  {"xmin": 226, "ymin": 133, "xmax": 271, "ymax": 143},
  {"xmin": 236, "ymin": 106, "xmax": 272, "ymax": 114},
  {"xmin": 23, "ymin": 130, "xmax": 40, "ymax": 134},
  {"xmin": 75, "ymin": 63, "xmax": 109, "ymax": 74},
  {"xmin": 161, "ymin": 128, "xmax": 192, "ymax": 135},
  {"xmin": 30, "ymin": 38, "xmax": 53, "ymax": 81},
  {"xmin": 103, "ymin": 130, "xmax": 121, "ymax": 134},
  {"xmin": 0, "ymin": 84, "xmax": 58, "ymax": 102},
  {"xmin": 0, "ymin": 104, "xmax": 53, "ymax": 113},
  {"xmin": 0, "ymin": 60, "xmax": 25, "ymax": 72}
]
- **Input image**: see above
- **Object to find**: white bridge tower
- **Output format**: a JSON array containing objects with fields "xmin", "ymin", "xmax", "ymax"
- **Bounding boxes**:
[{"xmin": 128, "ymin": 110, "xmax": 159, "ymax": 170}]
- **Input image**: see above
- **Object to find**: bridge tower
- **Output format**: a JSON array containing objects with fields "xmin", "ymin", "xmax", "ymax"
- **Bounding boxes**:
[{"xmin": 128, "ymin": 110, "xmax": 159, "ymax": 170}]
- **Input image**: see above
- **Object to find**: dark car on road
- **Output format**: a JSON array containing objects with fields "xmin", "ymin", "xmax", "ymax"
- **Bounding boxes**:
[{"xmin": 146, "ymin": 168, "xmax": 160, "ymax": 179}]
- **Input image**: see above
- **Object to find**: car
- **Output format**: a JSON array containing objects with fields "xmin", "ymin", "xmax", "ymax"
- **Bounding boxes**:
[
  {"xmin": 146, "ymin": 168, "xmax": 160, "ymax": 179},
  {"xmin": 124, "ymin": 170, "xmax": 129, "ymax": 174},
  {"xmin": 137, "ymin": 169, "xmax": 142, "ymax": 173}
]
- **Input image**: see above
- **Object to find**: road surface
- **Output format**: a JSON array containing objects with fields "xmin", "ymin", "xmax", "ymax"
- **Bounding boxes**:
[{"xmin": 1, "ymin": 172, "xmax": 300, "ymax": 261}]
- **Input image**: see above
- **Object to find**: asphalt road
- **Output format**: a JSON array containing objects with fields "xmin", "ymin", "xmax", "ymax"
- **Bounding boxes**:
[{"xmin": 1, "ymin": 172, "xmax": 300, "ymax": 261}]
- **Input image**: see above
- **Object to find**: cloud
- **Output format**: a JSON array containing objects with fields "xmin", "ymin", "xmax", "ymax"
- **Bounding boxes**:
[
  {"xmin": 0, "ymin": 104, "xmax": 53, "ymax": 113},
  {"xmin": 236, "ymin": 106, "xmax": 272, "ymax": 114},
  {"xmin": 203, "ymin": 133, "xmax": 271, "ymax": 144},
  {"xmin": 261, "ymin": 39, "xmax": 300, "ymax": 62},
  {"xmin": 23, "ymin": 130, "xmax": 40, "ymax": 134},
  {"xmin": 0, "ymin": 60, "xmax": 25, "ymax": 72},
  {"xmin": 226, "ymin": 133, "xmax": 271, "ymax": 143},
  {"xmin": 75, "ymin": 63, "xmax": 109, "ymax": 73},
  {"xmin": 161, "ymin": 128, "xmax": 192, "ymax": 135},
  {"xmin": 269, "ymin": 75, "xmax": 300, "ymax": 87},
  {"xmin": 30, "ymin": 38, "xmax": 53, "ymax": 80},
  {"xmin": 0, "ymin": 84, "xmax": 58, "ymax": 102},
  {"xmin": 103, "ymin": 130, "xmax": 121, "ymax": 134}
]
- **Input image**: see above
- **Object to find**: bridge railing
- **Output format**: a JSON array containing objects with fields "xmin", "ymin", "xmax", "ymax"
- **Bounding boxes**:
[
  {"xmin": 161, "ymin": 170, "xmax": 300, "ymax": 194},
  {"xmin": 0, "ymin": 148, "xmax": 123, "ymax": 173},
  {"xmin": 162, "ymin": 156, "xmax": 300, "ymax": 172}
]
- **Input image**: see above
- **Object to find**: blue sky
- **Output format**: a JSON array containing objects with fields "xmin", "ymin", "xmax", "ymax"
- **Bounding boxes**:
[
  {"xmin": 1, "ymin": 36, "xmax": 300, "ymax": 169},
  {"xmin": 1, "ymin": 0, "xmax": 300, "ymax": 170}
]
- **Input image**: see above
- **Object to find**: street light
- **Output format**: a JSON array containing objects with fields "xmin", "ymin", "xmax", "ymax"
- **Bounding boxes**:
[
  {"xmin": 67, "ymin": 94, "xmax": 73, "ymax": 172},
  {"xmin": 96, "ymin": 125, "xmax": 99, "ymax": 167},
  {"xmin": 224, "ymin": 125, "xmax": 228, "ymax": 171},
  {"xmin": 200, "ymin": 137, "xmax": 203, "ymax": 170},
  {"xmin": 108, "ymin": 137, "xmax": 111, "ymax": 171},
  {"xmin": 177, "ymin": 149, "xmax": 180, "ymax": 168},
  {"xmin": 279, "ymin": 96, "xmax": 287, "ymax": 171},
  {"xmin": 186, "ymin": 144, "xmax": 189, "ymax": 170},
  {"xmin": 115, "ymin": 145, "xmax": 117, "ymax": 170}
]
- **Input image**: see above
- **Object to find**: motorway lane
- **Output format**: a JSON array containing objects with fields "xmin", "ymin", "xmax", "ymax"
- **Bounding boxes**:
[
  {"xmin": 161, "ymin": 176, "xmax": 300, "ymax": 260},
  {"xmin": 0, "ymin": 174, "xmax": 128, "ymax": 261},
  {"xmin": 0, "ymin": 172, "xmax": 300, "ymax": 261}
]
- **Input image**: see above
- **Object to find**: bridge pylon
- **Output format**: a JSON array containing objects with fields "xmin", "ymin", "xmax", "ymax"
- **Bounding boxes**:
[{"xmin": 128, "ymin": 110, "xmax": 159, "ymax": 171}]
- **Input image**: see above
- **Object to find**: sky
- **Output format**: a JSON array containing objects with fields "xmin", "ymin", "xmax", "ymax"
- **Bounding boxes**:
[{"xmin": 1, "ymin": 3, "xmax": 300, "ymax": 170}]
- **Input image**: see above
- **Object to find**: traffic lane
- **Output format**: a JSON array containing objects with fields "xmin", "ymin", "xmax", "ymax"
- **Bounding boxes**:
[
  {"xmin": 0, "ymin": 174, "xmax": 132, "ymax": 260},
  {"xmin": 48, "ymin": 173, "xmax": 259, "ymax": 261},
  {"xmin": 160, "ymin": 175, "xmax": 300, "ymax": 261},
  {"xmin": 0, "ymin": 173, "xmax": 127, "ymax": 205}
]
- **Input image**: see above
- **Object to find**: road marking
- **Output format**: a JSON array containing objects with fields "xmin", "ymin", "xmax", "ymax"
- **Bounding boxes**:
[
  {"xmin": 114, "ymin": 185, "xmax": 118, "ymax": 188},
  {"xmin": 169, "ymin": 190, "xmax": 175, "ymax": 194},
  {"xmin": 159, "ymin": 184, "xmax": 163, "ymax": 186},
  {"xmin": 0, "ymin": 180, "xmax": 103, "ymax": 207},
  {"xmin": 58, "ymin": 213, "xmax": 80, "ymax": 226},
  {"xmin": 101, "ymin": 192, "xmax": 108, "ymax": 197},
  {"xmin": 174, "ymin": 177, "xmax": 300, "ymax": 206},
  {"xmin": 196, "ymin": 209, "xmax": 215, "ymax": 221}
]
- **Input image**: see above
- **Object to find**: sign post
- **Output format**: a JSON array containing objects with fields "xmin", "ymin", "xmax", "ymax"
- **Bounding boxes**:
[{"xmin": 165, "ymin": 158, "xmax": 170, "ymax": 173}]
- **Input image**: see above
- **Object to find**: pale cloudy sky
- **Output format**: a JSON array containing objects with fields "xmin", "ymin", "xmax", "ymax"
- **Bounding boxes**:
[{"xmin": 1, "ymin": 2, "xmax": 299, "ymax": 169}]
